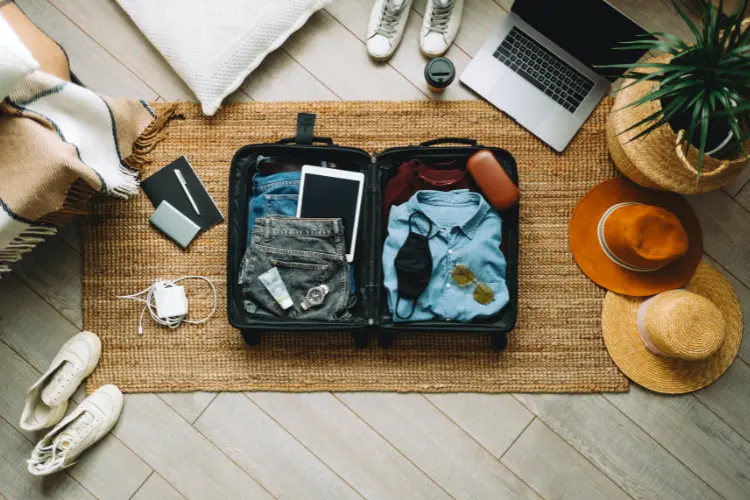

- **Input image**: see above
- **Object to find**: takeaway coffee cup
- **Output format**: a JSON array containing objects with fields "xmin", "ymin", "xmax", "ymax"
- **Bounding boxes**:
[{"xmin": 424, "ymin": 57, "xmax": 455, "ymax": 93}]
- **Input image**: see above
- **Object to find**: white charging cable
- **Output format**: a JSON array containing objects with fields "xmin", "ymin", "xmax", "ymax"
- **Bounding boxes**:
[{"xmin": 118, "ymin": 276, "xmax": 217, "ymax": 335}]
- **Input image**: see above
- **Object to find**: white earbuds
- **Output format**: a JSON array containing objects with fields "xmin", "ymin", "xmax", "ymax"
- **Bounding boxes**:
[{"xmin": 118, "ymin": 276, "xmax": 217, "ymax": 335}]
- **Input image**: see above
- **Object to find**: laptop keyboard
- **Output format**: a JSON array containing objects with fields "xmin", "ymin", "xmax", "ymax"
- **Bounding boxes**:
[{"xmin": 493, "ymin": 27, "xmax": 595, "ymax": 113}]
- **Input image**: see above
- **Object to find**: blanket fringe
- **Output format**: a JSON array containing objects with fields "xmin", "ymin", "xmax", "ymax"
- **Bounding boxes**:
[
  {"xmin": 0, "ymin": 224, "xmax": 58, "ymax": 275},
  {"xmin": 39, "ymin": 104, "xmax": 177, "ymax": 224},
  {"xmin": 40, "ymin": 178, "xmax": 96, "ymax": 226},
  {"xmin": 124, "ymin": 103, "xmax": 179, "ymax": 170},
  {"xmin": 1, "ymin": 103, "xmax": 178, "ymax": 277}
]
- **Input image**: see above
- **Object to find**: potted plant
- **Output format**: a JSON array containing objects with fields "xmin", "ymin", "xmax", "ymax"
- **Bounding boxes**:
[{"xmin": 605, "ymin": 0, "xmax": 749, "ymax": 193}]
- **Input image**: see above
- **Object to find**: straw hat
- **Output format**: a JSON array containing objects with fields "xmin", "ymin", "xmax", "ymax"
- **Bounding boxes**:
[
  {"xmin": 569, "ymin": 177, "xmax": 703, "ymax": 296},
  {"xmin": 602, "ymin": 261, "xmax": 742, "ymax": 394}
]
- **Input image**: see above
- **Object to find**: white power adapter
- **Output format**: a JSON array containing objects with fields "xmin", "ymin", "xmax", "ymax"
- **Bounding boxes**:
[
  {"xmin": 118, "ymin": 276, "xmax": 217, "ymax": 335},
  {"xmin": 153, "ymin": 283, "xmax": 189, "ymax": 319}
]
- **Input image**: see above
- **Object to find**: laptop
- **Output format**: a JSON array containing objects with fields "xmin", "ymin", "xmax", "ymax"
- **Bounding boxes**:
[{"xmin": 460, "ymin": 0, "xmax": 649, "ymax": 152}]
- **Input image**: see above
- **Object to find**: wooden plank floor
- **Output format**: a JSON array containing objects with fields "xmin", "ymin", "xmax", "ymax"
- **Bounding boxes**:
[{"xmin": 1, "ymin": 0, "xmax": 749, "ymax": 498}]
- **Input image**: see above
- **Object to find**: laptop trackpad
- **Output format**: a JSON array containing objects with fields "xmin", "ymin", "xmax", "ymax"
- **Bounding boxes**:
[{"xmin": 490, "ymin": 78, "xmax": 548, "ymax": 127}]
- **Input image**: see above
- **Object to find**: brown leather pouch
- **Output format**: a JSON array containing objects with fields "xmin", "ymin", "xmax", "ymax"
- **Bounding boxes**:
[{"xmin": 467, "ymin": 150, "xmax": 520, "ymax": 212}]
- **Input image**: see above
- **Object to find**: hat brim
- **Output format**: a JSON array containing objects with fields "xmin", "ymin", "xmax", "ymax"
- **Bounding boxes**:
[
  {"xmin": 569, "ymin": 177, "xmax": 703, "ymax": 296},
  {"xmin": 602, "ymin": 261, "xmax": 742, "ymax": 394}
]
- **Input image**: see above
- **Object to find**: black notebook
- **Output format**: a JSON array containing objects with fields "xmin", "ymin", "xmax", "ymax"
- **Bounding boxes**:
[{"xmin": 141, "ymin": 156, "xmax": 224, "ymax": 231}]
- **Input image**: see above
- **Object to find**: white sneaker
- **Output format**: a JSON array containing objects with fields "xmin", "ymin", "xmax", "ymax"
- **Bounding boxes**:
[
  {"xmin": 366, "ymin": 0, "xmax": 414, "ymax": 61},
  {"xmin": 20, "ymin": 331, "xmax": 101, "ymax": 431},
  {"xmin": 27, "ymin": 384, "xmax": 123, "ymax": 476},
  {"xmin": 420, "ymin": 0, "xmax": 464, "ymax": 58}
]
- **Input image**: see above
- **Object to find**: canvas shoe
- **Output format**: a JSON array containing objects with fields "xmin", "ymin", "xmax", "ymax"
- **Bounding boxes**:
[
  {"xmin": 420, "ymin": 0, "xmax": 464, "ymax": 58},
  {"xmin": 366, "ymin": 0, "xmax": 414, "ymax": 61},
  {"xmin": 20, "ymin": 331, "xmax": 101, "ymax": 432},
  {"xmin": 27, "ymin": 384, "xmax": 123, "ymax": 476}
]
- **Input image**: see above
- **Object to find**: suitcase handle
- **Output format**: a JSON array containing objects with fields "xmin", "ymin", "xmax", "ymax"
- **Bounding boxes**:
[
  {"xmin": 420, "ymin": 137, "xmax": 478, "ymax": 147},
  {"xmin": 277, "ymin": 136, "xmax": 334, "ymax": 146}
]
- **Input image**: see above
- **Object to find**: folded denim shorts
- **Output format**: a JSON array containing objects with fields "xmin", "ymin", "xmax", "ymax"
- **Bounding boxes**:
[{"xmin": 239, "ymin": 217, "xmax": 351, "ymax": 321}]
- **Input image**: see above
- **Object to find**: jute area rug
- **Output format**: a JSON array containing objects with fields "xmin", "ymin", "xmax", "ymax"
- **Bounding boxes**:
[{"xmin": 84, "ymin": 99, "xmax": 628, "ymax": 394}]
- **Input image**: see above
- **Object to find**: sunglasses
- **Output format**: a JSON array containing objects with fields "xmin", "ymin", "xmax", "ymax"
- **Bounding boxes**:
[{"xmin": 451, "ymin": 264, "xmax": 495, "ymax": 305}]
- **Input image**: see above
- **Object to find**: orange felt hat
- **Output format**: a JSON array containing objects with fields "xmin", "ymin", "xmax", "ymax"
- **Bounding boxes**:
[{"xmin": 569, "ymin": 177, "xmax": 703, "ymax": 296}]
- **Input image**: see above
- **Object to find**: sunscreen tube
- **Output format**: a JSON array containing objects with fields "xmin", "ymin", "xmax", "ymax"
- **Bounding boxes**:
[{"xmin": 258, "ymin": 267, "xmax": 294, "ymax": 310}]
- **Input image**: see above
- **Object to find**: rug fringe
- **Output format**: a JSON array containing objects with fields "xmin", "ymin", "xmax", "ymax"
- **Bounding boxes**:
[{"xmin": 124, "ymin": 103, "xmax": 179, "ymax": 170}]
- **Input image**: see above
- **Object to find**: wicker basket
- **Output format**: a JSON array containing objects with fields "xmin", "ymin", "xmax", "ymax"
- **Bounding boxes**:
[{"xmin": 607, "ymin": 53, "xmax": 749, "ymax": 194}]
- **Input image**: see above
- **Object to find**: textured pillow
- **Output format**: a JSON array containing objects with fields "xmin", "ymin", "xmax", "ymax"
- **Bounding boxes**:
[
  {"xmin": 116, "ymin": 0, "xmax": 332, "ymax": 116},
  {"xmin": 0, "ymin": 14, "xmax": 39, "ymax": 100}
]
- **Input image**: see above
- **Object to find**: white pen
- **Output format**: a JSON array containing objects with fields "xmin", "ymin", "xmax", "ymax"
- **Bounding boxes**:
[{"xmin": 174, "ymin": 169, "xmax": 201, "ymax": 216}]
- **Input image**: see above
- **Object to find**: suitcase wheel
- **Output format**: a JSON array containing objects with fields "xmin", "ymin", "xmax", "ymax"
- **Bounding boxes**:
[
  {"xmin": 491, "ymin": 332, "xmax": 508, "ymax": 351},
  {"xmin": 378, "ymin": 331, "xmax": 394, "ymax": 348},
  {"xmin": 242, "ymin": 330, "xmax": 262, "ymax": 347},
  {"xmin": 353, "ymin": 331, "xmax": 369, "ymax": 349}
]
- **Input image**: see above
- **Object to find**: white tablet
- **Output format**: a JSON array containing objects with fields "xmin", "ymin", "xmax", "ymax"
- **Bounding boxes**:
[{"xmin": 297, "ymin": 165, "xmax": 365, "ymax": 263}]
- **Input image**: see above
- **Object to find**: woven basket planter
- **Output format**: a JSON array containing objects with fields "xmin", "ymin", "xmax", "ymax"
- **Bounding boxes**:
[{"xmin": 607, "ymin": 53, "xmax": 749, "ymax": 194}]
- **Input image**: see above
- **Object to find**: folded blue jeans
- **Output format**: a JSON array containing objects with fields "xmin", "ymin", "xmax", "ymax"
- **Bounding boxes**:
[{"xmin": 247, "ymin": 171, "xmax": 301, "ymax": 243}]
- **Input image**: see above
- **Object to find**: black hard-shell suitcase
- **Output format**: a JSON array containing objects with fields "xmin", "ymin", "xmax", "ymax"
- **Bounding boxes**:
[{"xmin": 226, "ymin": 114, "xmax": 519, "ymax": 349}]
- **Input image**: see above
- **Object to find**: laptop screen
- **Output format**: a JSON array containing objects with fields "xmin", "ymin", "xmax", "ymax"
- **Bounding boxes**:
[{"xmin": 511, "ymin": 0, "xmax": 650, "ymax": 80}]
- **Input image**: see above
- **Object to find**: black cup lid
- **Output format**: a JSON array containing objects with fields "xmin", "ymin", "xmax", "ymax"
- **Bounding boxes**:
[{"xmin": 424, "ymin": 57, "xmax": 455, "ymax": 88}]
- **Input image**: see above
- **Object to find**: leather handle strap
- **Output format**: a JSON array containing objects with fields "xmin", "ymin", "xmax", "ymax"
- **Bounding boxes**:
[
  {"xmin": 419, "ymin": 137, "xmax": 478, "ymax": 147},
  {"xmin": 276, "ymin": 136, "xmax": 334, "ymax": 146}
]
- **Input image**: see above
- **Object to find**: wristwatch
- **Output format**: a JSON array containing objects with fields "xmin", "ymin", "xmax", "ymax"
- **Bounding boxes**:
[{"xmin": 301, "ymin": 284, "xmax": 330, "ymax": 310}]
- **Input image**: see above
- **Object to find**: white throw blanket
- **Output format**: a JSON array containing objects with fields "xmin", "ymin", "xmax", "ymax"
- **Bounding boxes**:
[
  {"xmin": 0, "ymin": 71, "xmax": 168, "ymax": 274},
  {"xmin": 116, "ymin": 0, "xmax": 333, "ymax": 115}
]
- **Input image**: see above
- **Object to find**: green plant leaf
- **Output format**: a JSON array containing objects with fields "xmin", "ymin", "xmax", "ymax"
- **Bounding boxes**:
[
  {"xmin": 618, "ymin": 108, "xmax": 667, "ymax": 136},
  {"xmin": 620, "ymin": 79, "xmax": 704, "ymax": 111},
  {"xmin": 619, "ymin": 93, "xmax": 689, "ymax": 137},
  {"xmin": 614, "ymin": 39, "xmax": 685, "ymax": 55},
  {"xmin": 715, "ymin": 67, "xmax": 750, "ymax": 76},
  {"xmin": 697, "ymin": 101, "xmax": 710, "ymax": 178},
  {"xmin": 705, "ymin": 0, "xmax": 720, "ymax": 48},
  {"xmin": 715, "ymin": 101, "xmax": 750, "ymax": 115},
  {"xmin": 642, "ymin": 31, "xmax": 691, "ymax": 51},
  {"xmin": 687, "ymin": 94, "xmax": 706, "ymax": 145},
  {"xmin": 728, "ymin": 0, "xmax": 750, "ymax": 46},
  {"xmin": 715, "ymin": 92, "xmax": 749, "ymax": 157},
  {"xmin": 672, "ymin": 0, "xmax": 704, "ymax": 45},
  {"xmin": 618, "ymin": 68, "xmax": 693, "ymax": 89},
  {"xmin": 595, "ymin": 62, "xmax": 694, "ymax": 69},
  {"xmin": 719, "ymin": 2, "xmax": 735, "ymax": 48}
]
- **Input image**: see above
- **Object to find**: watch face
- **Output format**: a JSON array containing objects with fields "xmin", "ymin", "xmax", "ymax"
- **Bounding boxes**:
[{"xmin": 308, "ymin": 287, "xmax": 325, "ymax": 304}]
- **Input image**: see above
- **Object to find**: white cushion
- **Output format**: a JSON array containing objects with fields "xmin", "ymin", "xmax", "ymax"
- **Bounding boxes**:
[
  {"xmin": 0, "ymin": 15, "xmax": 39, "ymax": 100},
  {"xmin": 116, "ymin": 0, "xmax": 332, "ymax": 116}
]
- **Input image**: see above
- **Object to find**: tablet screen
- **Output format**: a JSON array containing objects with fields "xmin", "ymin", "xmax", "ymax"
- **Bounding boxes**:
[{"xmin": 298, "ymin": 172, "xmax": 363, "ymax": 258}]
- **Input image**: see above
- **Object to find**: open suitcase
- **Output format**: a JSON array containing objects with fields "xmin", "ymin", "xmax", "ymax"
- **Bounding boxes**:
[{"xmin": 226, "ymin": 114, "xmax": 519, "ymax": 349}]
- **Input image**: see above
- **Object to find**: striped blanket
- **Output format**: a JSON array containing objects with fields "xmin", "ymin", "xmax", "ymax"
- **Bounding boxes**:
[{"xmin": 0, "ymin": 71, "xmax": 173, "ymax": 274}]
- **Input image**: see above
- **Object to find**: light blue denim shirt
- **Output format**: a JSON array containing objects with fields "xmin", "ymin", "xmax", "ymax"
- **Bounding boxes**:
[{"xmin": 382, "ymin": 190, "xmax": 509, "ymax": 322}]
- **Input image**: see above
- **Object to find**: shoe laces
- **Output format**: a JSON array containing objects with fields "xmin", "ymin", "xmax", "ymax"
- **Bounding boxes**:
[
  {"xmin": 41, "ymin": 361, "xmax": 78, "ymax": 405},
  {"xmin": 427, "ymin": 0, "xmax": 455, "ymax": 35},
  {"xmin": 52, "ymin": 362, "xmax": 76, "ymax": 388},
  {"xmin": 27, "ymin": 413, "xmax": 95, "ymax": 469},
  {"xmin": 375, "ymin": 0, "xmax": 408, "ymax": 38}
]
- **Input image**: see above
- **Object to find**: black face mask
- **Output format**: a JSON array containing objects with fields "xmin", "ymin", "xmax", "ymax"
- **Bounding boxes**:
[{"xmin": 393, "ymin": 212, "xmax": 433, "ymax": 319}]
